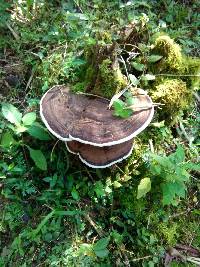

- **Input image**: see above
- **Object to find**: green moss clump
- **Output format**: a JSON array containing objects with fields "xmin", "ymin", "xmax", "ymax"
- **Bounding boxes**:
[
  {"xmin": 151, "ymin": 79, "xmax": 192, "ymax": 124},
  {"xmin": 184, "ymin": 57, "xmax": 200, "ymax": 91},
  {"xmin": 120, "ymin": 188, "xmax": 147, "ymax": 216},
  {"xmin": 158, "ymin": 223, "xmax": 179, "ymax": 246},
  {"xmin": 72, "ymin": 66, "xmax": 96, "ymax": 93},
  {"xmin": 92, "ymin": 59, "xmax": 127, "ymax": 98},
  {"xmin": 72, "ymin": 60, "xmax": 127, "ymax": 98},
  {"xmin": 153, "ymin": 35, "xmax": 185, "ymax": 73}
]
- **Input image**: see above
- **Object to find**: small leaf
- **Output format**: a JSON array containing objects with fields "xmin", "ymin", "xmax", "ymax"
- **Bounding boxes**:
[
  {"xmin": 114, "ymin": 108, "xmax": 133, "ymax": 118},
  {"xmin": 141, "ymin": 74, "xmax": 156, "ymax": 81},
  {"xmin": 113, "ymin": 181, "xmax": 122, "ymax": 188},
  {"xmin": 113, "ymin": 99, "xmax": 133, "ymax": 118},
  {"xmin": 109, "ymin": 88, "xmax": 128, "ymax": 109},
  {"xmin": 137, "ymin": 177, "xmax": 151, "ymax": 199},
  {"xmin": 113, "ymin": 99, "xmax": 125, "ymax": 110},
  {"xmin": 173, "ymin": 145, "xmax": 185, "ymax": 163},
  {"xmin": 1, "ymin": 103, "xmax": 22, "ymax": 125},
  {"xmin": 94, "ymin": 181, "xmax": 105, "ymax": 198},
  {"xmin": 147, "ymin": 55, "xmax": 163, "ymax": 63},
  {"xmin": 132, "ymin": 62, "xmax": 145, "ymax": 71},
  {"xmin": 151, "ymin": 121, "xmax": 165, "ymax": 128},
  {"xmin": 71, "ymin": 187, "xmax": 79, "ymax": 200},
  {"xmin": 94, "ymin": 248, "xmax": 109, "ymax": 258},
  {"xmin": 93, "ymin": 237, "xmax": 109, "ymax": 251},
  {"xmin": 129, "ymin": 74, "xmax": 139, "ymax": 86},
  {"xmin": 1, "ymin": 132, "xmax": 15, "ymax": 147},
  {"xmin": 28, "ymin": 147, "xmax": 47, "ymax": 170},
  {"xmin": 27, "ymin": 123, "xmax": 51, "ymax": 140},
  {"xmin": 22, "ymin": 112, "xmax": 36, "ymax": 126}
]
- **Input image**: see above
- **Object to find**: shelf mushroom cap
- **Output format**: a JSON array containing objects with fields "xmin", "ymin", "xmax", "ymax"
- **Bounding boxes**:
[
  {"xmin": 40, "ymin": 85, "xmax": 154, "ymax": 147},
  {"xmin": 66, "ymin": 140, "xmax": 133, "ymax": 168}
]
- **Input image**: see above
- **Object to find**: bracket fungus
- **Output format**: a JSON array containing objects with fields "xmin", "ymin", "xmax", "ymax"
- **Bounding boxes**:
[
  {"xmin": 66, "ymin": 140, "xmax": 134, "ymax": 168},
  {"xmin": 40, "ymin": 85, "xmax": 154, "ymax": 168}
]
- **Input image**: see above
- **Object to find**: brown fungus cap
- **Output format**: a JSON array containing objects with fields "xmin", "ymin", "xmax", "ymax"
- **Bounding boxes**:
[
  {"xmin": 40, "ymin": 85, "xmax": 154, "ymax": 146},
  {"xmin": 66, "ymin": 140, "xmax": 133, "ymax": 168}
]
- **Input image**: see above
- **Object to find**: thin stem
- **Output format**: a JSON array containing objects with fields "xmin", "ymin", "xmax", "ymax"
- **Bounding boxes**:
[
  {"xmin": 76, "ymin": 92, "xmax": 109, "ymax": 100},
  {"xmin": 155, "ymin": 73, "xmax": 200, "ymax": 77},
  {"xmin": 50, "ymin": 140, "xmax": 60, "ymax": 162}
]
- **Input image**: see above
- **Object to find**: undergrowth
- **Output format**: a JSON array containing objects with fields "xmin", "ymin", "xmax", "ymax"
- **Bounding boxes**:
[{"xmin": 0, "ymin": 1, "xmax": 200, "ymax": 266}]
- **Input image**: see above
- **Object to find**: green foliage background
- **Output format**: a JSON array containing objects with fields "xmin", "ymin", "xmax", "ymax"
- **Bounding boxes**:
[{"xmin": 0, "ymin": 1, "xmax": 200, "ymax": 266}]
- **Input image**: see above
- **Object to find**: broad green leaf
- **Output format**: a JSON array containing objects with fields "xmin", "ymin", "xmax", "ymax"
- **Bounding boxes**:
[
  {"xmin": 27, "ymin": 123, "xmax": 51, "ymax": 140},
  {"xmin": 151, "ymin": 154, "xmax": 173, "ymax": 169},
  {"xmin": 162, "ymin": 183, "xmax": 174, "ymax": 206},
  {"xmin": 94, "ymin": 181, "xmax": 105, "ymax": 198},
  {"xmin": 22, "ymin": 112, "xmax": 36, "ymax": 126},
  {"xmin": 113, "ymin": 99, "xmax": 133, "ymax": 118},
  {"xmin": 1, "ymin": 132, "xmax": 15, "ymax": 147},
  {"xmin": 94, "ymin": 248, "xmax": 109, "ymax": 258},
  {"xmin": 131, "ymin": 62, "xmax": 145, "ymax": 71},
  {"xmin": 113, "ymin": 181, "xmax": 122, "ymax": 188},
  {"xmin": 129, "ymin": 74, "xmax": 139, "ymax": 86},
  {"xmin": 28, "ymin": 147, "xmax": 47, "ymax": 170},
  {"xmin": 137, "ymin": 177, "xmax": 151, "ymax": 199},
  {"xmin": 175, "ymin": 166, "xmax": 190, "ymax": 182},
  {"xmin": 147, "ymin": 55, "xmax": 163, "ymax": 63},
  {"xmin": 79, "ymin": 243, "xmax": 93, "ymax": 256},
  {"xmin": 71, "ymin": 187, "xmax": 79, "ymax": 200},
  {"xmin": 93, "ymin": 237, "xmax": 109, "ymax": 250},
  {"xmin": 141, "ymin": 74, "xmax": 156, "ymax": 81},
  {"xmin": 150, "ymin": 164, "xmax": 161, "ymax": 175},
  {"xmin": 172, "ymin": 145, "xmax": 185, "ymax": 163},
  {"xmin": 111, "ymin": 230, "xmax": 123, "ymax": 244},
  {"xmin": 113, "ymin": 99, "xmax": 125, "ymax": 110},
  {"xmin": 162, "ymin": 181, "xmax": 186, "ymax": 206},
  {"xmin": 1, "ymin": 103, "xmax": 22, "ymax": 125},
  {"xmin": 114, "ymin": 108, "xmax": 133, "ymax": 118}
]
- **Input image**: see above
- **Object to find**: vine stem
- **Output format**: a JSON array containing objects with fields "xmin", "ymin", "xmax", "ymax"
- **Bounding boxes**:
[
  {"xmin": 155, "ymin": 73, "xmax": 200, "ymax": 77},
  {"xmin": 50, "ymin": 140, "xmax": 60, "ymax": 162}
]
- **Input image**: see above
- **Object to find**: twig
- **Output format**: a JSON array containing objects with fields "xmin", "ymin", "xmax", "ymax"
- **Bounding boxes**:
[
  {"xmin": 169, "ymin": 202, "xmax": 199, "ymax": 219},
  {"xmin": 50, "ymin": 140, "xmax": 60, "ymax": 162},
  {"xmin": 155, "ymin": 73, "xmax": 200, "ymax": 77},
  {"xmin": 193, "ymin": 92, "xmax": 200, "ymax": 103},
  {"xmin": 125, "ymin": 102, "xmax": 164, "ymax": 110},
  {"xmin": 109, "ymin": 86, "xmax": 130, "ymax": 109},
  {"xmin": 120, "ymin": 249, "xmax": 152, "ymax": 261},
  {"xmin": 119, "ymin": 55, "xmax": 130, "ymax": 82},
  {"xmin": 149, "ymin": 139, "xmax": 154, "ymax": 153},
  {"xmin": 121, "ymin": 43, "xmax": 143, "ymax": 53},
  {"xmin": 84, "ymin": 167, "xmax": 95, "ymax": 183},
  {"xmin": 84, "ymin": 213, "xmax": 104, "ymax": 237},
  {"xmin": 6, "ymin": 23, "xmax": 20, "ymax": 40},
  {"xmin": 73, "ymin": 0, "xmax": 84, "ymax": 13},
  {"xmin": 186, "ymin": 256, "xmax": 200, "ymax": 265},
  {"xmin": 76, "ymin": 92, "xmax": 109, "ymax": 100},
  {"xmin": 25, "ymin": 68, "xmax": 35, "ymax": 92},
  {"xmin": 179, "ymin": 121, "xmax": 193, "ymax": 145}
]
